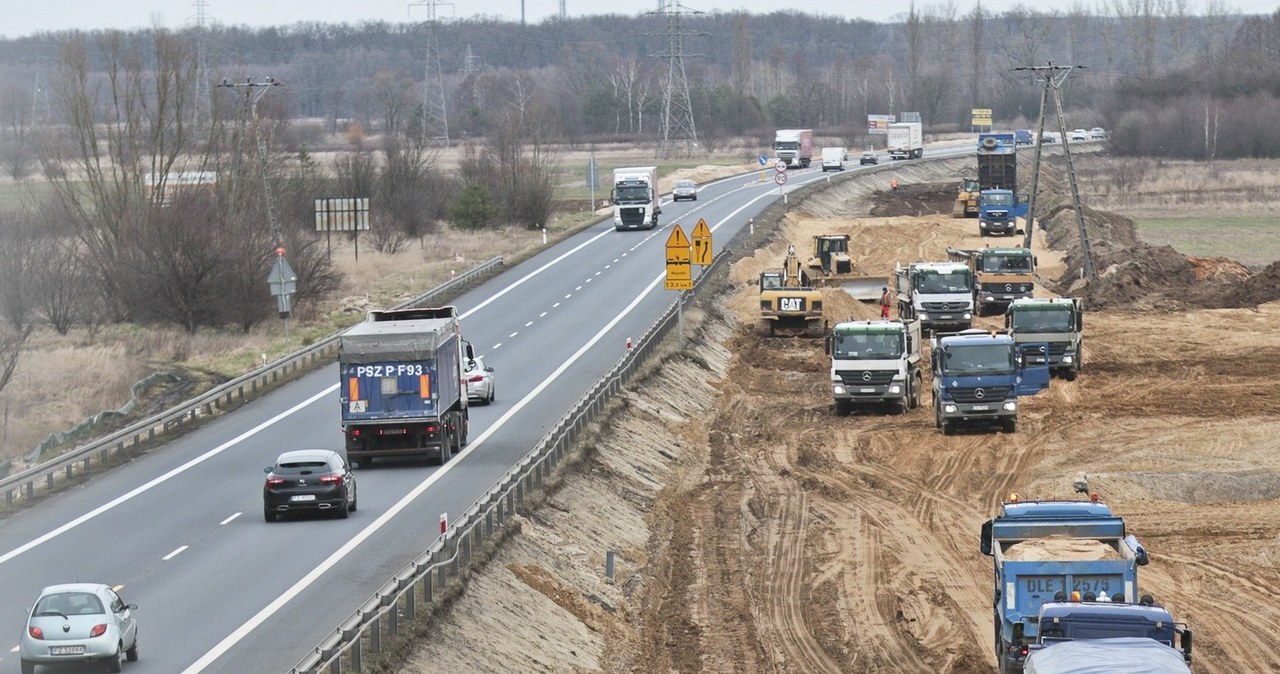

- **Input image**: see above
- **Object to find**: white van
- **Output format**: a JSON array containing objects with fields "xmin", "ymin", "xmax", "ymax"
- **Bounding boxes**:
[{"xmin": 820, "ymin": 147, "xmax": 847, "ymax": 172}]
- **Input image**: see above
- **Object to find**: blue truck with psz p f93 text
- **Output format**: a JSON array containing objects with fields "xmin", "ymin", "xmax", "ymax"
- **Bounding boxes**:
[{"xmin": 339, "ymin": 307, "xmax": 472, "ymax": 466}]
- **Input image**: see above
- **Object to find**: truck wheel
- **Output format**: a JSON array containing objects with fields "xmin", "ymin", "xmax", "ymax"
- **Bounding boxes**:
[
  {"xmin": 911, "ymin": 375, "xmax": 922, "ymax": 409},
  {"xmin": 899, "ymin": 382, "xmax": 912, "ymax": 414},
  {"xmin": 1064, "ymin": 368, "xmax": 1078, "ymax": 382},
  {"xmin": 834, "ymin": 399, "xmax": 851, "ymax": 417},
  {"xmin": 1002, "ymin": 417, "xmax": 1017, "ymax": 434},
  {"xmin": 942, "ymin": 419, "xmax": 956, "ymax": 436},
  {"xmin": 933, "ymin": 403, "xmax": 942, "ymax": 429}
]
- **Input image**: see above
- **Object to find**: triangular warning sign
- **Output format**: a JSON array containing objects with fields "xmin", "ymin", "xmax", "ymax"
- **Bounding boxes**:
[
  {"xmin": 693, "ymin": 218, "xmax": 711, "ymax": 239},
  {"xmin": 666, "ymin": 224, "xmax": 690, "ymax": 248}
]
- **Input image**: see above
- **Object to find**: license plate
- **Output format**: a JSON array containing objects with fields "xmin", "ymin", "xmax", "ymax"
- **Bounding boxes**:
[
  {"xmin": 971, "ymin": 405, "xmax": 989, "ymax": 411},
  {"xmin": 859, "ymin": 388, "xmax": 876, "ymax": 393},
  {"xmin": 291, "ymin": 494, "xmax": 316, "ymax": 502},
  {"xmin": 382, "ymin": 428, "xmax": 404, "ymax": 435},
  {"xmin": 50, "ymin": 646, "xmax": 85, "ymax": 656}
]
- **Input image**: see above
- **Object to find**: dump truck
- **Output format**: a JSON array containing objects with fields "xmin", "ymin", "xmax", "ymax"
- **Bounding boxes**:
[
  {"xmin": 826, "ymin": 319, "xmax": 922, "ymax": 416},
  {"xmin": 981, "ymin": 499, "xmax": 1151, "ymax": 673},
  {"xmin": 610, "ymin": 166, "xmax": 660, "ymax": 231},
  {"xmin": 773, "ymin": 129, "xmax": 813, "ymax": 168},
  {"xmin": 977, "ymin": 132, "xmax": 1029, "ymax": 235},
  {"xmin": 760, "ymin": 245, "xmax": 824, "ymax": 337},
  {"xmin": 339, "ymin": 307, "xmax": 472, "ymax": 465},
  {"xmin": 946, "ymin": 246, "xmax": 1036, "ymax": 316},
  {"xmin": 1034, "ymin": 599, "xmax": 1191, "ymax": 665},
  {"xmin": 1024, "ymin": 638, "xmax": 1192, "ymax": 674},
  {"xmin": 1005, "ymin": 297, "xmax": 1084, "ymax": 381},
  {"xmin": 894, "ymin": 261, "xmax": 974, "ymax": 334},
  {"xmin": 806, "ymin": 234, "xmax": 888, "ymax": 301},
  {"xmin": 887, "ymin": 122, "xmax": 923, "ymax": 159},
  {"xmin": 931, "ymin": 329, "xmax": 1048, "ymax": 434}
]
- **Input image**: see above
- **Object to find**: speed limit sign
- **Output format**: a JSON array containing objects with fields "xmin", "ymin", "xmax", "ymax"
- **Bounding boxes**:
[
  {"xmin": 773, "ymin": 172, "xmax": 788, "ymax": 185},
  {"xmin": 774, "ymin": 159, "xmax": 788, "ymax": 173}
]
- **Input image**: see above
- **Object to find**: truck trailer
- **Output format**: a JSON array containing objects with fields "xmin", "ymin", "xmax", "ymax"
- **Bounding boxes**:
[
  {"xmin": 773, "ymin": 129, "xmax": 814, "ymax": 168},
  {"xmin": 826, "ymin": 319, "xmax": 923, "ymax": 416},
  {"xmin": 887, "ymin": 122, "xmax": 923, "ymax": 159},
  {"xmin": 981, "ymin": 500, "xmax": 1151, "ymax": 673},
  {"xmin": 977, "ymin": 132, "xmax": 1028, "ymax": 235},
  {"xmin": 611, "ymin": 166, "xmax": 660, "ymax": 231},
  {"xmin": 339, "ymin": 307, "xmax": 472, "ymax": 465}
]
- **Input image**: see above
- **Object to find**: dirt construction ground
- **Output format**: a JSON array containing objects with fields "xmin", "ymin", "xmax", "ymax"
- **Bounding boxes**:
[{"xmin": 399, "ymin": 161, "xmax": 1280, "ymax": 674}]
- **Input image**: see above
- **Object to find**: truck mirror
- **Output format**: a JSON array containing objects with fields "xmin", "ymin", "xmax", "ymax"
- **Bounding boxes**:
[
  {"xmin": 824, "ymin": 334, "xmax": 832, "ymax": 355},
  {"xmin": 980, "ymin": 519, "xmax": 993, "ymax": 556},
  {"xmin": 1181, "ymin": 628, "xmax": 1192, "ymax": 656}
]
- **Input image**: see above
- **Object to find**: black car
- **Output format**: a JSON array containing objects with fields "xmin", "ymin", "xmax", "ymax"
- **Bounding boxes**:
[
  {"xmin": 264, "ymin": 449, "xmax": 357, "ymax": 521},
  {"xmin": 859, "ymin": 151, "xmax": 878, "ymax": 165}
]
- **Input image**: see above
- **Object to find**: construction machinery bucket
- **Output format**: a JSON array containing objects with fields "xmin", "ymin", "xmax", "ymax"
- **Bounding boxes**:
[{"xmin": 841, "ymin": 276, "xmax": 891, "ymax": 302}]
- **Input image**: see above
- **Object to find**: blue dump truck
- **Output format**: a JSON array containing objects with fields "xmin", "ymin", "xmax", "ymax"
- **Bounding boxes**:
[
  {"xmin": 981, "ymin": 500, "xmax": 1152, "ymax": 674},
  {"xmin": 1024, "ymin": 637, "xmax": 1192, "ymax": 674},
  {"xmin": 977, "ymin": 132, "xmax": 1029, "ymax": 236},
  {"xmin": 338, "ymin": 307, "xmax": 472, "ymax": 466},
  {"xmin": 930, "ymin": 329, "xmax": 1048, "ymax": 434}
]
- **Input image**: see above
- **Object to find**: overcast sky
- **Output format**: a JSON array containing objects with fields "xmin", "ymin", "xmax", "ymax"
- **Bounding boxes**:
[{"xmin": 5, "ymin": 0, "xmax": 1277, "ymax": 40}]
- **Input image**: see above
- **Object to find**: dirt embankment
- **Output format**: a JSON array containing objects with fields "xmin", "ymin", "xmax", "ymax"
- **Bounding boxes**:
[{"xmin": 397, "ymin": 160, "xmax": 1280, "ymax": 674}]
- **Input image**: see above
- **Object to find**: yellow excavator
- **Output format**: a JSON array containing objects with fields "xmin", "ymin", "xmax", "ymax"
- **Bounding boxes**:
[
  {"xmin": 805, "ymin": 234, "xmax": 888, "ymax": 301},
  {"xmin": 953, "ymin": 177, "xmax": 981, "ymax": 218},
  {"xmin": 760, "ymin": 245, "xmax": 824, "ymax": 337}
]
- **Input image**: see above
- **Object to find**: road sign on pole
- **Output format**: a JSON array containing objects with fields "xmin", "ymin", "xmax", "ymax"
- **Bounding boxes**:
[
  {"xmin": 773, "ymin": 172, "xmax": 788, "ymax": 186},
  {"xmin": 665, "ymin": 224, "xmax": 693, "ymax": 290},
  {"xmin": 774, "ymin": 160, "xmax": 788, "ymax": 173},
  {"xmin": 692, "ymin": 218, "xmax": 712, "ymax": 266}
]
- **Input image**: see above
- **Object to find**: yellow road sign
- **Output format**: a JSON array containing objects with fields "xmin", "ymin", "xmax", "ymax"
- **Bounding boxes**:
[
  {"xmin": 692, "ymin": 218, "xmax": 712, "ymax": 266},
  {"xmin": 665, "ymin": 224, "xmax": 693, "ymax": 290}
]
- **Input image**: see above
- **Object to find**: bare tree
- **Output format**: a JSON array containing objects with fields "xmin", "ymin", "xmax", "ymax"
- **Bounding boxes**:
[{"xmin": 32, "ymin": 238, "xmax": 90, "ymax": 336}]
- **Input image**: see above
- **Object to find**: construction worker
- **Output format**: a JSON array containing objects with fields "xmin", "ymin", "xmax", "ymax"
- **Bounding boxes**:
[
  {"xmin": 879, "ymin": 286, "xmax": 892, "ymax": 319},
  {"xmin": 890, "ymin": 177, "xmax": 899, "ymax": 192}
]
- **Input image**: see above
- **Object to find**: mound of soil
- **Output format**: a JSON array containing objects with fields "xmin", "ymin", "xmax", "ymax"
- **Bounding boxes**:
[{"xmin": 868, "ymin": 182, "xmax": 957, "ymax": 217}]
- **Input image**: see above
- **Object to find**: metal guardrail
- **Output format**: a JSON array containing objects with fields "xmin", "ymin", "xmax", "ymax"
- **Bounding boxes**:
[
  {"xmin": 0, "ymin": 257, "xmax": 504, "ymax": 508},
  {"xmin": 289, "ymin": 250, "xmax": 733, "ymax": 674}
]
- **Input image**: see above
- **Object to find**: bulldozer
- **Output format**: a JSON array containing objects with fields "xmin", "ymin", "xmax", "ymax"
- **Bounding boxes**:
[
  {"xmin": 804, "ymin": 234, "xmax": 889, "ymax": 302},
  {"xmin": 952, "ymin": 177, "xmax": 981, "ymax": 218},
  {"xmin": 760, "ymin": 245, "xmax": 824, "ymax": 337}
]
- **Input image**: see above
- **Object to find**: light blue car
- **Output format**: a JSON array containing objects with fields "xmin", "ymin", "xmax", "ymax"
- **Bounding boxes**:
[{"xmin": 19, "ymin": 583, "xmax": 139, "ymax": 673}]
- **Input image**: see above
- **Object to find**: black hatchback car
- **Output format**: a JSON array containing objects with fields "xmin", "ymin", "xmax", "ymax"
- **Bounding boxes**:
[{"xmin": 264, "ymin": 449, "xmax": 357, "ymax": 521}]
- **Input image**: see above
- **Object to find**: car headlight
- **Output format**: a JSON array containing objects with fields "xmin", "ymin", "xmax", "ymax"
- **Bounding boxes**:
[
  {"xmin": 1062, "ymin": 355, "xmax": 1074, "ymax": 364},
  {"xmin": 833, "ymin": 385, "xmax": 846, "ymax": 395},
  {"xmin": 1003, "ymin": 402, "xmax": 1017, "ymax": 411},
  {"xmin": 979, "ymin": 221, "xmax": 988, "ymax": 227},
  {"xmin": 944, "ymin": 404, "xmax": 957, "ymax": 413},
  {"xmin": 919, "ymin": 312, "xmax": 929, "ymax": 321},
  {"xmin": 888, "ymin": 385, "xmax": 902, "ymax": 394},
  {"xmin": 963, "ymin": 312, "xmax": 972, "ymax": 320}
]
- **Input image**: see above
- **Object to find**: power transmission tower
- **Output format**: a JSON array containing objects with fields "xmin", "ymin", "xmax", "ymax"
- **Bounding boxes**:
[
  {"xmin": 217, "ymin": 78, "xmax": 284, "ymax": 246},
  {"xmin": 410, "ymin": 0, "xmax": 451, "ymax": 146},
  {"xmin": 1016, "ymin": 62, "xmax": 1096, "ymax": 279},
  {"xmin": 650, "ymin": 0, "xmax": 703, "ymax": 158},
  {"xmin": 559, "ymin": 0, "xmax": 567, "ymax": 20},
  {"xmin": 191, "ymin": 0, "xmax": 212, "ymax": 130}
]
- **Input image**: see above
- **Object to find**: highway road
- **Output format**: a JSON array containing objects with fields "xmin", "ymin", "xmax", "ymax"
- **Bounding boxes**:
[{"xmin": 0, "ymin": 147, "xmax": 966, "ymax": 674}]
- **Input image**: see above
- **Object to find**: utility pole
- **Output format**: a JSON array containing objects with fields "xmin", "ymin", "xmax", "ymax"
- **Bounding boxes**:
[
  {"xmin": 650, "ymin": 0, "xmax": 703, "ymax": 158},
  {"xmin": 410, "ymin": 0, "xmax": 451, "ymax": 147},
  {"xmin": 1015, "ymin": 62, "xmax": 1095, "ymax": 279},
  {"xmin": 217, "ymin": 78, "xmax": 284, "ymax": 246},
  {"xmin": 559, "ymin": 0, "xmax": 567, "ymax": 20}
]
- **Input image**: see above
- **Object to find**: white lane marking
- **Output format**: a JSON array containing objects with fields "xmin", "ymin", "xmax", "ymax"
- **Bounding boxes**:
[
  {"xmin": 163, "ymin": 545, "xmax": 189, "ymax": 561},
  {"xmin": 604, "ymin": 264, "xmax": 611, "ymax": 269},
  {"xmin": 575, "ymin": 285, "xmax": 583, "ymax": 291},
  {"xmin": 219, "ymin": 513, "xmax": 241, "ymax": 526},
  {"xmin": 539, "ymin": 312, "xmax": 547, "ymax": 318},
  {"xmin": 552, "ymin": 303, "xmax": 560, "ymax": 308},
  {"xmin": 509, "ymin": 332, "xmax": 518, "ymax": 338},
  {"xmin": 182, "ymin": 183, "xmax": 787, "ymax": 673},
  {"xmin": 0, "ymin": 386, "xmax": 336, "ymax": 567},
  {"xmin": 524, "ymin": 321, "xmax": 533, "ymax": 327},
  {"xmin": 492, "ymin": 343, "xmax": 502, "ymax": 350}
]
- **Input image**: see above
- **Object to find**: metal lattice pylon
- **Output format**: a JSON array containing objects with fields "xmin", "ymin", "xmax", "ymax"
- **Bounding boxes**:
[
  {"xmin": 651, "ymin": 0, "xmax": 702, "ymax": 158},
  {"xmin": 410, "ymin": 0, "xmax": 451, "ymax": 146}
]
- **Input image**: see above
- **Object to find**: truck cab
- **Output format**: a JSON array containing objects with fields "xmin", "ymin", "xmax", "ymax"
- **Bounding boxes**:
[
  {"xmin": 895, "ymin": 261, "xmax": 974, "ymax": 334},
  {"xmin": 826, "ymin": 319, "xmax": 922, "ymax": 416},
  {"xmin": 1036, "ymin": 600, "xmax": 1192, "ymax": 664},
  {"xmin": 946, "ymin": 246, "xmax": 1036, "ymax": 316},
  {"xmin": 1005, "ymin": 298, "xmax": 1083, "ymax": 380},
  {"xmin": 931, "ymin": 329, "xmax": 1048, "ymax": 434},
  {"xmin": 979, "ymin": 189, "xmax": 1022, "ymax": 236},
  {"xmin": 611, "ymin": 166, "xmax": 660, "ymax": 231}
]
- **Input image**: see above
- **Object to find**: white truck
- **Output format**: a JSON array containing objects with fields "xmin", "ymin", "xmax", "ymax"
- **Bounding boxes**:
[
  {"xmin": 820, "ymin": 146, "xmax": 847, "ymax": 172},
  {"xmin": 773, "ymin": 129, "xmax": 814, "ymax": 168},
  {"xmin": 826, "ymin": 319, "xmax": 923, "ymax": 416},
  {"xmin": 610, "ymin": 166, "xmax": 660, "ymax": 231},
  {"xmin": 894, "ymin": 261, "xmax": 974, "ymax": 334},
  {"xmin": 887, "ymin": 122, "xmax": 923, "ymax": 160}
]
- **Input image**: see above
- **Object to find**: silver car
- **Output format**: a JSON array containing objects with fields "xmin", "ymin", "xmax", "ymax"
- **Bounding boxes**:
[
  {"xmin": 20, "ymin": 583, "xmax": 138, "ymax": 673},
  {"xmin": 465, "ymin": 356, "xmax": 495, "ymax": 404},
  {"xmin": 672, "ymin": 179, "xmax": 698, "ymax": 201}
]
